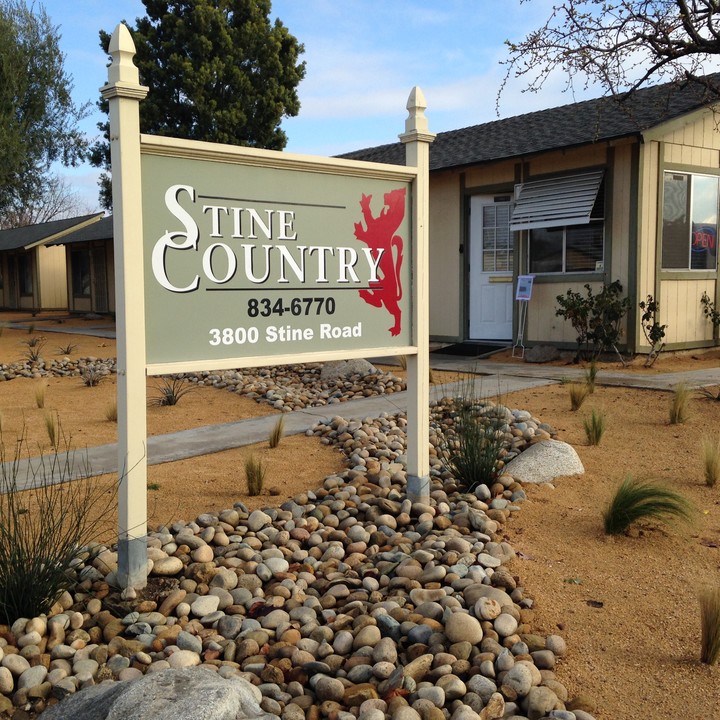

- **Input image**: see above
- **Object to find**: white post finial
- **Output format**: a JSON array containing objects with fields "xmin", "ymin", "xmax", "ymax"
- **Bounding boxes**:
[
  {"xmin": 400, "ymin": 86, "xmax": 435, "ymax": 144},
  {"xmin": 102, "ymin": 24, "xmax": 149, "ymax": 101}
]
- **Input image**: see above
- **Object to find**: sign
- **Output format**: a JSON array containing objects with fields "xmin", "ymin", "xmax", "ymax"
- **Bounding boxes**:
[
  {"xmin": 515, "ymin": 274, "xmax": 534, "ymax": 301},
  {"xmin": 141, "ymin": 151, "xmax": 413, "ymax": 367}
]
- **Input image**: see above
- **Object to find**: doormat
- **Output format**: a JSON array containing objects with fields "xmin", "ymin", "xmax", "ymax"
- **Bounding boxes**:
[{"xmin": 432, "ymin": 343, "xmax": 508, "ymax": 358}]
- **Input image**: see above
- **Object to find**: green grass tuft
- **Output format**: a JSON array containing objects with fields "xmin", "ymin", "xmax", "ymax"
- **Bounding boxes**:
[
  {"xmin": 583, "ymin": 408, "xmax": 606, "ymax": 446},
  {"xmin": 584, "ymin": 361, "xmax": 598, "ymax": 393},
  {"xmin": 603, "ymin": 476, "xmax": 694, "ymax": 535},
  {"xmin": 700, "ymin": 587, "xmax": 720, "ymax": 665},
  {"xmin": 149, "ymin": 376, "xmax": 194, "ymax": 406}
]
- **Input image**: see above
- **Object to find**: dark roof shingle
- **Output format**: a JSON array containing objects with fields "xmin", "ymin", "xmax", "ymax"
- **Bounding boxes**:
[
  {"xmin": 0, "ymin": 213, "xmax": 103, "ymax": 252},
  {"xmin": 340, "ymin": 75, "xmax": 720, "ymax": 170}
]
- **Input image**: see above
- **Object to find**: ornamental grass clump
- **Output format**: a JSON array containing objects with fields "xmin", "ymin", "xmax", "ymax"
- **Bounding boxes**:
[
  {"xmin": 669, "ymin": 383, "xmax": 692, "ymax": 424},
  {"xmin": 568, "ymin": 382, "xmax": 589, "ymax": 411},
  {"xmin": 245, "ymin": 454, "xmax": 266, "ymax": 496},
  {"xmin": 603, "ymin": 476, "xmax": 694, "ymax": 535},
  {"xmin": 699, "ymin": 587, "xmax": 720, "ymax": 665},
  {"xmin": 268, "ymin": 415, "xmax": 285, "ymax": 449},
  {"xmin": 702, "ymin": 435, "xmax": 720, "ymax": 487},
  {"xmin": 584, "ymin": 361, "xmax": 598, "ymax": 393},
  {"xmin": 583, "ymin": 408, "xmax": 606, "ymax": 446},
  {"xmin": 437, "ymin": 376, "xmax": 507, "ymax": 491},
  {"xmin": 0, "ymin": 436, "xmax": 117, "ymax": 623}
]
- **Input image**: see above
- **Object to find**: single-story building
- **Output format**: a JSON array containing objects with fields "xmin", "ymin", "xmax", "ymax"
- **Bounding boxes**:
[
  {"xmin": 48, "ymin": 215, "xmax": 115, "ymax": 315},
  {"xmin": 342, "ymin": 74, "xmax": 720, "ymax": 354},
  {"xmin": 0, "ymin": 213, "xmax": 103, "ymax": 312}
]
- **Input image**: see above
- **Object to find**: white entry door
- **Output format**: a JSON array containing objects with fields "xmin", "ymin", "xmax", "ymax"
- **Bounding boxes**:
[{"xmin": 468, "ymin": 195, "xmax": 513, "ymax": 340}]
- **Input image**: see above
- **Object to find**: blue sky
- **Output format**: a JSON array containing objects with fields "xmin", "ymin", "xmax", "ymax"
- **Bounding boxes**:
[{"xmin": 41, "ymin": 0, "xmax": 603, "ymax": 212}]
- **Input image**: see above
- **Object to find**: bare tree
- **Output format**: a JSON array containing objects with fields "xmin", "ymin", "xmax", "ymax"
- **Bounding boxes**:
[
  {"xmin": 0, "ymin": 175, "xmax": 92, "ymax": 230},
  {"xmin": 501, "ymin": 1, "xmax": 720, "ymax": 106}
]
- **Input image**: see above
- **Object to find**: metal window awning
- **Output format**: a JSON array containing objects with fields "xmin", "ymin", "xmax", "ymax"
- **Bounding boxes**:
[{"xmin": 509, "ymin": 170, "xmax": 604, "ymax": 231}]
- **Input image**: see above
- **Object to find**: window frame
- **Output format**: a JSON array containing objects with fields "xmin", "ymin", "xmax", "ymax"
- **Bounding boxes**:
[
  {"xmin": 71, "ymin": 248, "xmax": 92, "ymax": 298},
  {"xmin": 661, "ymin": 170, "xmax": 719, "ymax": 272}
]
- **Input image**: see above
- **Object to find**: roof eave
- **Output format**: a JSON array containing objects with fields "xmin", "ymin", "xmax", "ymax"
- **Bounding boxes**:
[{"xmin": 23, "ymin": 213, "xmax": 104, "ymax": 250}]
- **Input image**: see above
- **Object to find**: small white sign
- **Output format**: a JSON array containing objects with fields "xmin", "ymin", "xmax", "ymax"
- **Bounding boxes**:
[{"xmin": 516, "ymin": 275, "xmax": 534, "ymax": 301}]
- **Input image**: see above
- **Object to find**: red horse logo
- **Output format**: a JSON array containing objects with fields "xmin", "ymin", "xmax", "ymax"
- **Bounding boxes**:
[{"xmin": 353, "ymin": 187, "xmax": 406, "ymax": 336}]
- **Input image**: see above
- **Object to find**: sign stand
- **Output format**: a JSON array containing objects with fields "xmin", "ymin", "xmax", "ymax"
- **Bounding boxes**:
[
  {"xmin": 512, "ymin": 275, "xmax": 534, "ymax": 359},
  {"xmin": 104, "ymin": 24, "xmax": 434, "ymax": 588},
  {"xmin": 401, "ymin": 89, "xmax": 436, "ymax": 505}
]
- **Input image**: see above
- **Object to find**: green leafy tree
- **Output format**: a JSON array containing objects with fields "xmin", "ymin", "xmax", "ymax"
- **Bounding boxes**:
[
  {"xmin": 502, "ymin": 1, "xmax": 720, "ymax": 103},
  {"xmin": 0, "ymin": 0, "xmax": 88, "ymax": 227},
  {"xmin": 91, "ymin": 0, "xmax": 305, "ymax": 209}
]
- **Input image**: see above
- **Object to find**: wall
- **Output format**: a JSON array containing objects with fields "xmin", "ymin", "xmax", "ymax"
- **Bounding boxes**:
[
  {"xmin": 640, "ymin": 108, "xmax": 720, "ymax": 349},
  {"xmin": 428, "ymin": 171, "xmax": 463, "ymax": 339},
  {"xmin": 37, "ymin": 245, "xmax": 68, "ymax": 310}
]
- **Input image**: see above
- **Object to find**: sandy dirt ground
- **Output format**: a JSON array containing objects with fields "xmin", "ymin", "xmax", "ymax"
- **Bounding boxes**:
[{"xmin": 1, "ymin": 315, "xmax": 720, "ymax": 718}]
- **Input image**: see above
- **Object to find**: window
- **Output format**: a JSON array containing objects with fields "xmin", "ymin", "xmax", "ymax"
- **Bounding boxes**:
[
  {"xmin": 662, "ymin": 172, "xmax": 718, "ymax": 270},
  {"xmin": 18, "ymin": 254, "xmax": 32, "ymax": 296},
  {"xmin": 512, "ymin": 170, "xmax": 606, "ymax": 275},
  {"xmin": 528, "ymin": 192, "xmax": 605, "ymax": 274},
  {"xmin": 481, "ymin": 203, "xmax": 512, "ymax": 272},
  {"xmin": 71, "ymin": 249, "xmax": 92, "ymax": 297}
]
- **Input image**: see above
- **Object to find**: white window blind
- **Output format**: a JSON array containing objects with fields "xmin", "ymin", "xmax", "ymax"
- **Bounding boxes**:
[{"xmin": 510, "ymin": 170, "xmax": 604, "ymax": 231}]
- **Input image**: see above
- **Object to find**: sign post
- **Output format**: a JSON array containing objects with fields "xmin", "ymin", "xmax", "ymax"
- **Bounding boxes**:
[
  {"xmin": 400, "ymin": 89, "xmax": 435, "ymax": 504},
  {"xmin": 513, "ymin": 274, "xmax": 534, "ymax": 359},
  {"xmin": 101, "ymin": 24, "xmax": 149, "ymax": 590},
  {"xmin": 104, "ymin": 23, "xmax": 433, "ymax": 587}
]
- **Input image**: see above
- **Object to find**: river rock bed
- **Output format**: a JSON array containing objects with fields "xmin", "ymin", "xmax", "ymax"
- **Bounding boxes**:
[
  {"xmin": 0, "ymin": 358, "xmax": 406, "ymax": 412},
  {"xmin": 0, "ymin": 394, "xmax": 597, "ymax": 720}
]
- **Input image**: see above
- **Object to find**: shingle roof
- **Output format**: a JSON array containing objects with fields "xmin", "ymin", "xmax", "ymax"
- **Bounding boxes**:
[
  {"xmin": 0, "ymin": 213, "xmax": 104, "ymax": 252},
  {"xmin": 340, "ymin": 75, "xmax": 720, "ymax": 171},
  {"xmin": 48, "ymin": 215, "xmax": 113, "ymax": 245}
]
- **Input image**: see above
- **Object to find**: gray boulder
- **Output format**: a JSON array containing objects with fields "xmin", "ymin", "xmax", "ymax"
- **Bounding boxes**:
[
  {"xmin": 39, "ymin": 667, "xmax": 279, "ymax": 720},
  {"xmin": 503, "ymin": 439, "xmax": 584, "ymax": 484},
  {"xmin": 320, "ymin": 358, "xmax": 377, "ymax": 380}
]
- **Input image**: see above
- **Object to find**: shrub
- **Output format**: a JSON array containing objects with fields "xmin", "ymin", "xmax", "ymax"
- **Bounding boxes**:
[
  {"xmin": 701, "ymin": 291, "xmax": 720, "ymax": 328},
  {"xmin": 639, "ymin": 295, "xmax": 667, "ymax": 367},
  {"xmin": 555, "ymin": 280, "xmax": 631, "ymax": 362},
  {"xmin": 700, "ymin": 587, "xmax": 720, "ymax": 665},
  {"xmin": 22, "ymin": 337, "xmax": 46, "ymax": 363},
  {"xmin": 583, "ymin": 408, "xmax": 606, "ymax": 445},
  {"xmin": 80, "ymin": 366, "xmax": 105, "ymax": 387},
  {"xmin": 436, "ymin": 377, "xmax": 507, "ymax": 491},
  {"xmin": 702, "ymin": 435, "xmax": 720, "ymax": 487},
  {"xmin": 568, "ymin": 383, "xmax": 589, "ymax": 411},
  {"xmin": 0, "ymin": 437, "xmax": 116, "ymax": 623},
  {"xmin": 149, "ymin": 376, "xmax": 194, "ymax": 406},
  {"xmin": 245, "ymin": 454, "xmax": 266, "ymax": 496},
  {"xmin": 603, "ymin": 476, "xmax": 694, "ymax": 535},
  {"xmin": 268, "ymin": 415, "xmax": 285, "ymax": 449},
  {"xmin": 669, "ymin": 383, "xmax": 692, "ymax": 424}
]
